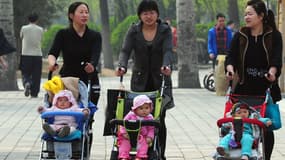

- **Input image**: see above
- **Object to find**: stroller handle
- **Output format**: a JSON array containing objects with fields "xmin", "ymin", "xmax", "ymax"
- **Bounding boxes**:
[
  {"xmin": 217, "ymin": 117, "xmax": 265, "ymax": 128},
  {"xmin": 109, "ymin": 119, "xmax": 160, "ymax": 127}
]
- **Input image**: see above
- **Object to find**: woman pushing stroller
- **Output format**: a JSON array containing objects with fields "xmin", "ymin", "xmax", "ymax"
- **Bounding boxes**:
[{"xmin": 225, "ymin": 0, "xmax": 282, "ymax": 159}]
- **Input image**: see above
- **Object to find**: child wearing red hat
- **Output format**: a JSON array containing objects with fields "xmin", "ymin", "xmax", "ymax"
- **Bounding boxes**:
[{"xmin": 118, "ymin": 95, "xmax": 154, "ymax": 160}]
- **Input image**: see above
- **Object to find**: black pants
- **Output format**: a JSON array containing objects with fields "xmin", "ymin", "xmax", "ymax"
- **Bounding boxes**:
[
  {"xmin": 264, "ymin": 131, "xmax": 274, "ymax": 160},
  {"xmin": 20, "ymin": 56, "xmax": 42, "ymax": 97}
]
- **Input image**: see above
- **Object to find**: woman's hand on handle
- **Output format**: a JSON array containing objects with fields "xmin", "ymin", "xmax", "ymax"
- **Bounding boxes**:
[
  {"xmin": 47, "ymin": 55, "xmax": 58, "ymax": 71},
  {"xmin": 161, "ymin": 66, "xmax": 171, "ymax": 76},
  {"xmin": 226, "ymin": 65, "xmax": 235, "ymax": 80},
  {"xmin": 84, "ymin": 62, "xmax": 95, "ymax": 73},
  {"xmin": 265, "ymin": 67, "xmax": 277, "ymax": 82},
  {"xmin": 115, "ymin": 67, "xmax": 126, "ymax": 76}
]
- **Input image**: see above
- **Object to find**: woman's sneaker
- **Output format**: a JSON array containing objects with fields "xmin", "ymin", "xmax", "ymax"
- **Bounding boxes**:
[
  {"xmin": 58, "ymin": 126, "xmax": 70, "ymax": 137},
  {"xmin": 42, "ymin": 123, "xmax": 56, "ymax": 136}
]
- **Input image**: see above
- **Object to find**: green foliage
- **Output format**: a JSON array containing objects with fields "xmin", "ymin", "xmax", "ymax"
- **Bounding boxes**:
[
  {"xmin": 42, "ymin": 24, "xmax": 65, "ymax": 57},
  {"xmin": 195, "ymin": 22, "xmax": 215, "ymax": 40},
  {"xmin": 111, "ymin": 15, "xmax": 138, "ymax": 56}
]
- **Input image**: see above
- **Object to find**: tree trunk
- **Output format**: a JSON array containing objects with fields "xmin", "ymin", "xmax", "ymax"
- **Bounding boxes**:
[
  {"xmin": 228, "ymin": 0, "xmax": 240, "ymax": 28},
  {"xmin": 100, "ymin": 0, "xmax": 114, "ymax": 69},
  {"xmin": 176, "ymin": 0, "xmax": 200, "ymax": 88},
  {"xmin": 0, "ymin": 0, "xmax": 18, "ymax": 90}
]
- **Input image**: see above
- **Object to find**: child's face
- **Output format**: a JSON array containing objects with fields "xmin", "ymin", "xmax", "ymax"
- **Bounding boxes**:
[
  {"xmin": 56, "ymin": 96, "xmax": 72, "ymax": 109},
  {"xmin": 134, "ymin": 103, "xmax": 151, "ymax": 117},
  {"xmin": 234, "ymin": 108, "xmax": 249, "ymax": 118}
]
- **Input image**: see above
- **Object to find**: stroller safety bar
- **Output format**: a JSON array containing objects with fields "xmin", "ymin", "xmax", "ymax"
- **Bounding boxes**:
[
  {"xmin": 41, "ymin": 111, "xmax": 86, "ymax": 119},
  {"xmin": 217, "ymin": 117, "xmax": 265, "ymax": 128},
  {"xmin": 109, "ymin": 119, "xmax": 160, "ymax": 128}
]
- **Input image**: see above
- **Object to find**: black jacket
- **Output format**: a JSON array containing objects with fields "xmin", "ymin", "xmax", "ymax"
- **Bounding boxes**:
[{"xmin": 225, "ymin": 26, "xmax": 283, "ymax": 102}]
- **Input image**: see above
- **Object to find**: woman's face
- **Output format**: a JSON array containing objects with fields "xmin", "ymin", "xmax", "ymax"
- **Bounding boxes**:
[
  {"xmin": 140, "ymin": 10, "xmax": 158, "ymax": 26},
  {"xmin": 69, "ymin": 4, "xmax": 89, "ymax": 26},
  {"xmin": 244, "ymin": 6, "xmax": 263, "ymax": 28}
]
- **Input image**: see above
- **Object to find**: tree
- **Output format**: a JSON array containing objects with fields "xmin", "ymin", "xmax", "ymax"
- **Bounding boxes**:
[
  {"xmin": 0, "ymin": 0, "xmax": 18, "ymax": 90},
  {"xmin": 99, "ymin": 0, "xmax": 114, "ymax": 69},
  {"xmin": 228, "ymin": 0, "xmax": 240, "ymax": 28},
  {"xmin": 177, "ymin": 0, "xmax": 200, "ymax": 88}
]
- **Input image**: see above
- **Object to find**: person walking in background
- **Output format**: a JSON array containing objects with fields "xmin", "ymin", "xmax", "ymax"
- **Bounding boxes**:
[
  {"xmin": 225, "ymin": 0, "xmax": 282, "ymax": 159},
  {"xmin": 207, "ymin": 13, "xmax": 232, "ymax": 96},
  {"xmin": 48, "ymin": 1, "xmax": 102, "ymax": 105},
  {"xmin": 20, "ymin": 13, "xmax": 43, "ymax": 98},
  {"xmin": 116, "ymin": 1, "xmax": 174, "ymax": 159},
  {"xmin": 165, "ymin": 17, "xmax": 178, "ymax": 70},
  {"xmin": 227, "ymin": 20, "xmax": 236, "ymax": 37},
  {"xmin": 0, "ymin": 28, "xmax": 16, "ymax": 71}
]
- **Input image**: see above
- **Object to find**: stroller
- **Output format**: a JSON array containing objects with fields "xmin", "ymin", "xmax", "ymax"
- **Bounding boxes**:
[
  {"xmin": 213, "ymin": 85, "xmax": 270, "ymax": 160},
  {"xmin": 103, "ymin": 76, "xmax": 170, "ymax": 160},
  {"xmin": 39, "ymin": 72, "xmax": 98, "ymax": 160}
]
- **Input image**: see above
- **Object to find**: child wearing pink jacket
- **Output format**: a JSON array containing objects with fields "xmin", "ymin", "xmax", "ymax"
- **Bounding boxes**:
[{"xmin": 118, "ymin": 95, "xmax": 155, "ymax": 160}]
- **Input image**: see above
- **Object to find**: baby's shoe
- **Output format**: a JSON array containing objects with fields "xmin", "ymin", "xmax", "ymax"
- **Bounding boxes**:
[
  {"xmin": 216, "ymin": 146, "xmax": 225, "ymax": 156},
  {"xmin": 241, "ymin": 155, "xmax": 249, "ymax": 160},
  {"xmin": 58, "ymin": 126, "xmax": 70, "ymax": 137},
  {"xmin": 43, "ymin": 123, "xmax": 56, "ymax": 136}
]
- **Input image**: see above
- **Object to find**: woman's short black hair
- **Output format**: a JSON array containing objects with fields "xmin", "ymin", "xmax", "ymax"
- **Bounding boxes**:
[
  {"xmin": 137, "ymin": 0, "xmax": 159, "ymax": 17},
  {"xmin": 68, "ymin": 1, "xmax": 89, "ymax": 23}
]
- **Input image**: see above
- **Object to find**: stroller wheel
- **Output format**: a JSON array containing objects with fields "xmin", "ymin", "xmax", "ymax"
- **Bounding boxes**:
[
  {"xmin": 110, "ymin": 150, "xmax": 118, "ymax": 160},
  {"xmin": 148, "ymin": 149, "xmax": 160, "ymax": 160},
  {"xmin": 205, "ymin": 73, "xmax": 215, "ymax": 92},
  {"xmin": 249, "ymin": 157, "xmax": 258, "ymax": 160}
]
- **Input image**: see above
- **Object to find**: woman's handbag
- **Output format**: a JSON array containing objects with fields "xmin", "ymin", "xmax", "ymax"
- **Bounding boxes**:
[{"xmin": 265, "ymin": 91, "xmax": 282, "ymax": 130}]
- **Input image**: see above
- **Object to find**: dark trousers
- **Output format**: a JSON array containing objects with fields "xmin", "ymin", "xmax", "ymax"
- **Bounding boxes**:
[
  {"xmin": 20, "ymin": 56, "xmax": 42, "ymax": 97},
  {"xmin": 159, "ymin": 109, "xmax": 167, "ymax": 160},
  {"xmin": 264, "ymin": 131, "xmax": 274, "ymax": 160}
]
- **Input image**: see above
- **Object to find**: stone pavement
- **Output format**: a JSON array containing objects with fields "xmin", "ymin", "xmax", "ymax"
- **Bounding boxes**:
[{"xmin": 0, "ymin": 70, "xmax": 285, "ymax": 160}]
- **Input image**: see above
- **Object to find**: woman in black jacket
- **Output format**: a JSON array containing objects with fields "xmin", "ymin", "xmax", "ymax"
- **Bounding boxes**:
[
  {"xmin": 116, "ymin": 1, "xmax": 174, "ymax": 159},
  {"xmin": 225, "ymin": 0, "xmax": 282, "ymax": 159}
]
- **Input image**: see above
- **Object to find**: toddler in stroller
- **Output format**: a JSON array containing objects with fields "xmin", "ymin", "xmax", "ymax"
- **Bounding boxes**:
[
  {"xmin": 215, "ymin": 102, "xmax": 272, "ymax": 160},
  {"xmin": 38, "ymin": 90, "xmax": 90, "ymax": 137},
  {"xmin": 118, "ymin": 95, "xmax": 155, "ymax": 160},
  {"xmin": 39, "ymin": 76, "xmax": 97, "ymax": 160}
]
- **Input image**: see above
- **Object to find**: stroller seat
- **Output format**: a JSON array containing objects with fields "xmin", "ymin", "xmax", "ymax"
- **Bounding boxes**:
[
  {"xmin": 104, "ymin": 89, "xmax": 163, "ymax": 160},
  {"xmin": 214, "ymin": 91, "xmax": 269, "ymax": 160},
  {"xmin": 39, "ymin": 76, "xmax": 98, "ymax": 160}
]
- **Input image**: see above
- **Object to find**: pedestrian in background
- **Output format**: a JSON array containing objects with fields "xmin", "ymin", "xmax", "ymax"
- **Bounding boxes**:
[
  {"xmin": 0, "ymin": 28, "xmax": 15, "ymax": 71},
  {"xmin": 20, "ymin": 13, "xmax": 43, "ymax": 98},
  {"xmin": 225, "ymin": 0, "xmax": 282, "ymax": 159},
  {"xmin": 116, "ymin": 0, "xmax": 174, "ymax": 159},
  {"xmin": 207, "ymin": 13, "xmax": 233, "ymax": 96},
  {"xmin": 227, "ymin": 20, "xmax": 236, "ymax": 37}
]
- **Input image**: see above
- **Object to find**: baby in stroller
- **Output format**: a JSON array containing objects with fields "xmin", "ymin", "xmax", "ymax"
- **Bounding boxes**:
[
  {"xmin": 118, "ymin": 95, "xmax": 155, "ymax": 160},
  {"xmin": 216, "ymin": 102, "xmax": 272, "ymax": 160},
  {"xmin": 38, "ymin": 75, "xmax": 96, "ymax": 160},
  {"xmin": 38, "ymin": 89, "xmax": 89, "ymax": 137}
]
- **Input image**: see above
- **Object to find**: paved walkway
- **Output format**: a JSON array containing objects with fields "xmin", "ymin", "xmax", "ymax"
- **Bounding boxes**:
[{"xmin": 0, "ymin": 70, "xmax": 285, "ymax": 160}]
